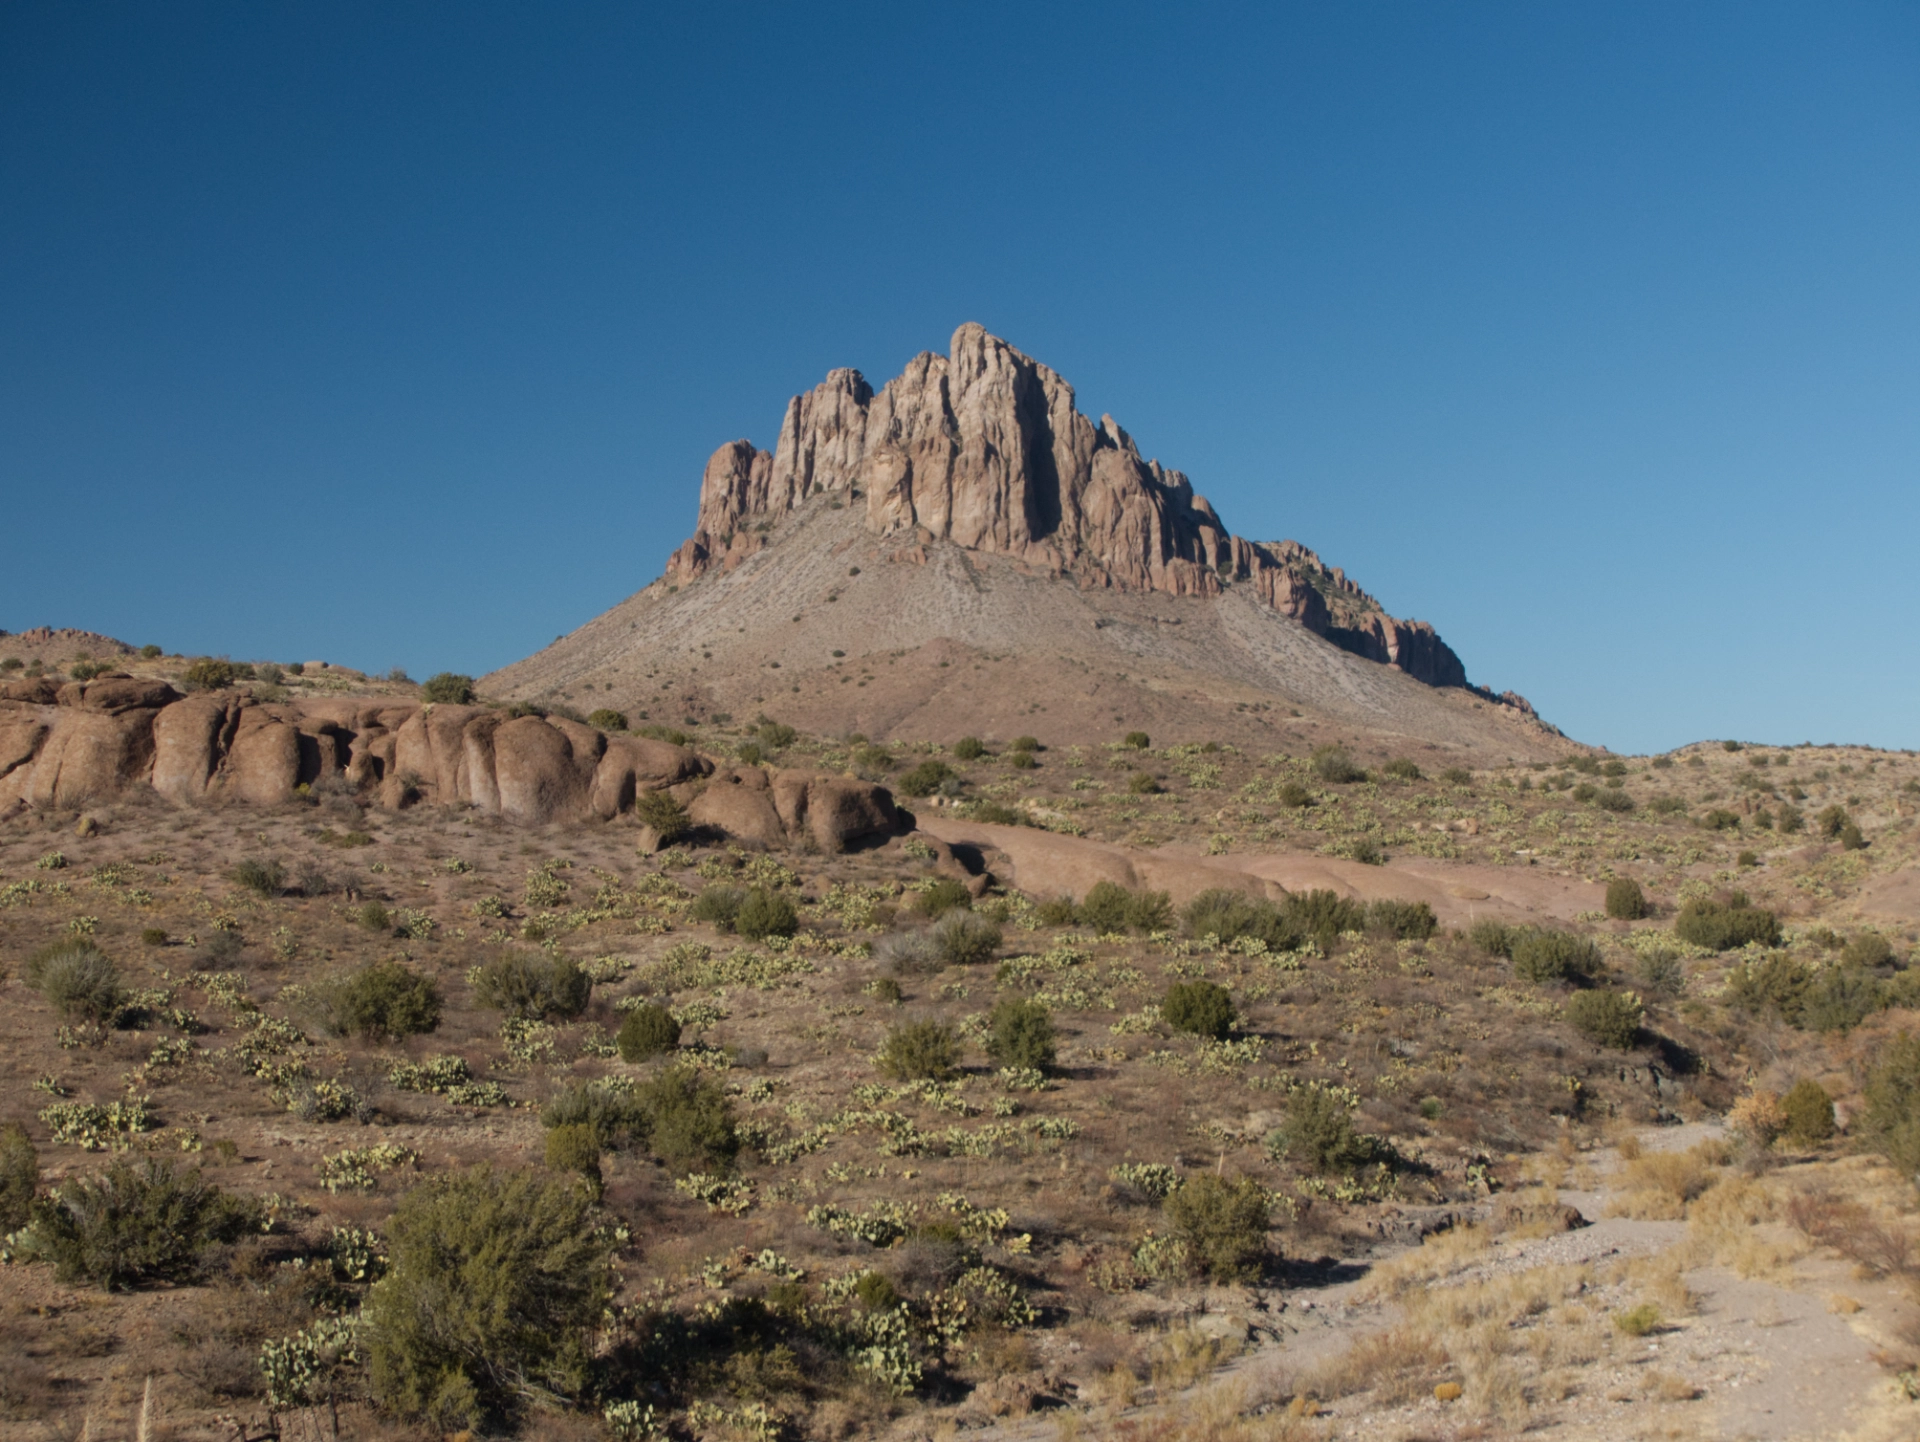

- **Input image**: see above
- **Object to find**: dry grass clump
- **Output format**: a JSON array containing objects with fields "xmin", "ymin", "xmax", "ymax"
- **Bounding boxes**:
[{"xmin": 1606, "ymin": 1140, "xmax": 1729, "ymax": 1219}]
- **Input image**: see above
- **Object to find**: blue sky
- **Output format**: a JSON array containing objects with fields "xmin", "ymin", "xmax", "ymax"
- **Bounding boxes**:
[{"xmin": 3, "ymin": 3, "xmax": 1916, "ymax": 754}]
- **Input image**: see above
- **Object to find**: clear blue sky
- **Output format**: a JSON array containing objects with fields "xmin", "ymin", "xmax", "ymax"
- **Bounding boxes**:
[{"xmin": 3, "ymin": 4, "xmax": 1916, "ymax": 755}]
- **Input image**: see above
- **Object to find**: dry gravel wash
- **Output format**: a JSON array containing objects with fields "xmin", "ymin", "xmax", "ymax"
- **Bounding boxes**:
[
  {"xmin": 484, "ymin": 498, "xmax": 1566, "ymax": 764},
  {"xmin": 958, "ymin": 1125, "xmax": 1920, "ymax": 1442}
]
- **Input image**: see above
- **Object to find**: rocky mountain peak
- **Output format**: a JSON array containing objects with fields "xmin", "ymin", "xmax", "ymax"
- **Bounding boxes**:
[{"xmin": 664, "ymin": 324, "xmax": 1469, "ymax": 689}]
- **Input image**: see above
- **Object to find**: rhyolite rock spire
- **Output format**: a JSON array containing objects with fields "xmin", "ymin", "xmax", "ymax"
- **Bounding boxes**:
[{"xmin": 666, "ymin": 323, "xmax": 1469, "ymax": 689}]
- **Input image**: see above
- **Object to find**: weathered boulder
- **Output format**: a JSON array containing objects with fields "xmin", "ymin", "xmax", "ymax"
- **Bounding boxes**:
[
  {"xmin": 25, "ymin": 707, "xmax": 160, "ymax": 807},
  {"xmin": 57, "ymin": 676, "xmax": 181, "ymax": 713},
  {"xmin": 589, "ymin": 737, "xmax": 712, "ymax": 820},
  {"xmin": 223, "ymin": 709, "xmax": 301, "ymax": 806},
  {"xmin": 770, "ymin": 770, "xmax": 899, "ymax": 852},
  {"xmin": 151, "ymin": 696, "xmax": 236, "ymax": 802},
  {"xmin": 688, "ymin": 768, "xmax": 786, "ymax": 848},
  {"xmin": 492, "ymin": 715, "xmax": 594, "ymax": 825}
]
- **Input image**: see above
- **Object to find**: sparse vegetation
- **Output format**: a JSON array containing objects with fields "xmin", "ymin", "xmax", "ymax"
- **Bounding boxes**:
[
  {"xmin": 471, "ymin": 951, "xmax": 592, "ymax": 1019},
  {"xmin": 30, "ymin": 1158, "xmax": 255, "ymax": 1290},
  {"xmin": 1161, "ymin": 979, "xmax": 1235, "ymax": 1038},
  {"xmin": 876, "ymin": 1019, "xmax": 962, "ymax": 1081},
  {"xmin": 1674, "ymin": 892, "xmax": 1781, "ymax": 950}
]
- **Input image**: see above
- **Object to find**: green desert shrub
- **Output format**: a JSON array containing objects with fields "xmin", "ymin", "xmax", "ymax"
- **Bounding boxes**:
[
  {"xmin": 690, "ymin": 882, "xmax": 747, "ymax": 928},
  {"xmin": 932, "ymin": 910, "xmax": 1002, "ymax": 966},
  {"xmin": 540, "ymin": 1082, "xmax": 649, "ymax": 1149},
  {"xmin": 876, "ymin": 1020, "xmax": 962, "ymax": 1082},
  {"xmin": 1674, "ymin": 893, "xmax": 1780, "ymax": 951},
  {"xmin": 1008, "ymin": 750, "xmax": 1038, "ymax": 770},
  {"xmin": 1009, "ymin": 735, "xmax": 1039, "ymax": 754},
  {"xmin": 914, "ymin": 877, "xmax": 974, "ymax": 918},
  {"xmin": 1468, "ymin": 918, "xmax": 1515, "ymax": 956},
  {"xmin": 1594, "ymin": 788, "xmax": 1635, "ymax": 813},
  {"xmin": 1127, "ymin": 770, "xmax": 1162, "ymax": 795},
  {"xmin": 1121, "ymin": 731, "xmax": 1151, "ymax": 750},
  {"xmin": 897, "ymin": 759, "xmax": 954, "ymax": 797},
  {"xmin": 182, "ymin": 657, "xmax": 237, "ymax": 690},
  {"xmin": 1182, "ymin": 889, "xmax": 1301, "ymax": 951},
  {"xmin": 1441, "ymin": 765, "xmax": 1473, "ymax": 785},
  {"xmin": 30, "ymin": 1158, "xmax": 255, "ymax": 1290},
  {"xmin": 756, "ymin": 720, "xmax": 797, "ymax": 750},
  {"xmin": 1841, "ymin": 932, "xmax": 1896, "ymax": 970},
  {"xmin": 1276, "ymin": 781, "xmax": 1312, "ymax": 808},
  {"xmin": 1802, "ymin": 966, "xmax": 1886, "ymax": 1034},
  {"xmin": 1571, "ymin": 783, "xmax": 1599, "ymax": 804},
  {"xmin": 615, "ymin": 1002, "xmax": 681, "ymax": 1062},
  {"xmin": 0, "ymin": 1122, "xmax": 39, "ymax": 1233},
  {"xmin": 633, "ymin": 789, "xmax": 690, "ymax": 843},
  {"xmin": 1648, "ymin": 796, "xmax": 1689, "ymax": 816},
  {"xmin": 1311, "ymin": 745, "xmax": 1365, "ymax": 783},
  {"xmin": 952, "ymin": 736, "xmax": 986, "ymax": 760},
  {"xmin": 1723, "ymin": 952, "xmax": 1813, "ymax": 1024},
  {"xmin": 315, "ymin": 961, "xmax": 442, "ymax": 1040},
  {"xmin": 1270, "ymin": 1087, "xmax": 1374, "ymax": 1174},
  {"xmin": 470, "ymin": 951, "xmax": 591, "ymax": 1020},
  {"xmin": 1364, "ymin": 898, "xmax": 1437, "ymax": 941},
  {"xmin": 985, "ymin": 998, "xmax": 1057, "ymax": 1071},
  {"xmin": 634, "ymin": 1067, "xmax": 739, "ymax": 1172},
  {"xmin": 232, "ymin": 857, "xmax": 287, "ymax": 896},
  {"xmin": 1780, "ymin": 1079, "xmax": 1835, "ymax": 1145},
  {"xmin": 26, "ymin": 942, "xmax": 124, "ymax": 1024},
  {"xmin": 1861, "ymin": 1033, "xmax": 1920, "ymax": 1180},
  {"xmin": 419, "ymin": 673, "xmax": 476, "ymax": 705},
  {"xmin": 543, "ymin": 1124, "xmax": 603, "ymax": 1198},
  {"xmin": 1564, "ymin": 990, "xmax": 1643, "ymax": 1049},
  {"xmin": 735, "ymin": 886, "xmax": 799, "ymax": 941},
  {"xmin": 1078, "ymin": 880, "xmax": 1172, "ymax": 934},
  {"xmin": 1816, "ymin": 804, "xmax": 1852, "ymax": 839},
  {"xmin": 1382, "ymin": 757, "xmax": 1422, "ymax": 781},
  {"xmin": 587, "ymin": 708, "xmax": 628, "ymax": 732},
  {"xmin": 139, "ymin": 643, "xmax": 163, "ymax": 659},
  {"xmin": 140, "ymin": 927, "xmax": 169, "ymax": 947},
  {"xmin": 1699, "ymin": 808, "xmax": 1741, "ymax": 831},
  {"xmin": 1605, "ymin": 878, "xmax": 1649, "ymax": 920},
  {"xmin": 365, "ymin": 1166, "xmax": 612, "ymax": 1430},
  {"xmin": 1163, "ymin": 1174, "xmax": 1270, "ymax": 1281},
  {"xmin": 1161, "ymin": 980, "xmax": 1235, "ymax": 1039},
  {"xmin": 1511, "ymin": 929, "xmax": 1602, "ymax": 985},
  {"xmin": 1284, "ymin": 888, "xmax": 1366, "ymax": 944}
]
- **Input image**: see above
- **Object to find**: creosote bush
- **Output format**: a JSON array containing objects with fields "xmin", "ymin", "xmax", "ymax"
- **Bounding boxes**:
[
  {"xmin": 985, "ymin": 997, "xmax": 1057, "ymax": 1071},
  {"xmin": 635, "ymin": 1067, "xmax": 739, "ymax": 1172},
  {"xmin": 690, "ymin": 883, "xmax": 746, "ymax": 928},
  {"xmin": 1364, "ymin": 898, "xmax": 1437, "ymax": 941},
  {"xmin": 1780, "ymin": 1079, "xmax": 1835, "ymax": 1145},
  {"xmin": 932, "ymin": 910, "xmax": 1002, "ymax": 966},
  {"xmin": 1127, "ymin": 771, "xmax": 1162, "ymax": 795},
  {"xmin": 1271, "ymin": 1087, "xmax": 1373, "ymax": 1174},
  {"xmin": 897, "ymin": 760, "xmax": 955, "ymax": 798},
  {"xmin": 952, "ymin": 736, "xmax": 986, "ymax": 760},
  {"xmin": 365, "ymin": 1166, "xmax": 613, "ymax": 1431},
  {"xmin": 1605, "ymin": 878, "xmax": 1649, "ymax": 920},
  {"xmin": 182, "ymin": 657, "xmax": 237, "ymax": 690},
  {"xmin": 1311, "ymin": 745, "xmax": 1366, "ymax": 784},
  {"xmin": 876, "ymin": 1019, "xmax": 962, "ymax": 1081},
  {"xmin": 471, "ymin": 951, "xmax": 592, "ymax": 1020},
  {"xmin": 1565, "ymin": 989, "xmax": 1643, "ymax": 1049},
  {"xmin": 1382, "ymin": 757, "xmax": 1421, "ymax": 781},
  {"xmin": 232, "ymin": 858, "xmax": 287, "ymax": 896},
  {"xmin": 1121, "ymin": 730, "xmax": 1150, "ymax": 750},
  {"xmin": 419, "ymin": 672, "xmax": 476, "ymax": 705},
  {"xmin": 315, "ymin": 961, "xmax": 442, "ymax": 1040},
  {"xmin": 913, "ymin": 877, "xmax": 973, "ymax": 918},
  {"xmin": 1861, "ymin": 1033, "xmax": 1920, "ymax": 1179},
  {"xmin": 616, "ymin": 1002, "xmax": 681, "ymax": 1062},
  {"xmin": 1510, "ymin": 928, "xmax": 1602, "ymax": 986},
  {"xmin": 633, "ymin": 789, "xmax": 690, "ymax": 843},
  {"xmin": 1163, "ymin": 1174, "xmax": 1270, "ymax": 1281},
  {"xmin": 0, "ymin": 1122, "xmax": 39, "ymax": 1232},
  {"xmin": 30, "ymin": 1158, "xmax": 255, "ymax": 1290},
  {"xmin": 1161, "ymin": 979, "xmax": 1235, "ymax": 1039},
  {"xmin": 25, "ymin": 941, "xmax": 124, "ymax": 1023},
  {"xmin": 1675, "ymin": 892, "xmax": 1781, "ymax": 951},
  {"xmin": 734, "ymin": 886, "xmax": 799, "ymax": 941},
  {"xmin": 1077, "ymin": 880, "xmax": 1174, "ymax": 934},
  {"xmin": 587, "ymin": 708, "xmax": 629, "ymax": 732}
]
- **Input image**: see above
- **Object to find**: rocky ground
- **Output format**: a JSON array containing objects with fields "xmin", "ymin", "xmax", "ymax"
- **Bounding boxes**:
[{"xmin": 0, "ymin": 677, "xmax": 1916, "ymax": 1441}]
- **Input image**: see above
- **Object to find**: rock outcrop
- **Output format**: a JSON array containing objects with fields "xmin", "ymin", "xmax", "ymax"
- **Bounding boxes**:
[
  {"xmin": 665, "ymin": 323, "xmax": 1469, "ymax": 688},
  {"xmin": 0, "ymin": 673, "xmax": 899, "ymax": 847}
]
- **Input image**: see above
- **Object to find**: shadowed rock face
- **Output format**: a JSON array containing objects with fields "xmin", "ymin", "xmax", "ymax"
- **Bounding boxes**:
[
  {"xmin": 665, "ymin": 323, "xmax": 1469, "ymax": 689},
  {"xmin": 0, "ymin": 676, "xmax": 900, "ymax": 848}
]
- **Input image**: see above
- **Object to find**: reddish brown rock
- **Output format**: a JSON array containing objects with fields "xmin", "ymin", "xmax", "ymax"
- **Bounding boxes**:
[
  {"xmin": 151, "ymin": 696, "xmax": 237, "ymax": 802},
  {"xmin": 223, "ymin": 710, "xmax": 301, "ymax": 806},
  {"xmin": 589, "ymin": 737, "xmax": 712, "ymax": 820},
  {"xmin": 25, "ymin": 707, "xmax": 160, "ymax": 807},
  {"xmin": 492, "ymin": 715, "xmax": 593, "ymax": 825},
  {"xmin": 688, "ymin": 769, "xmax": 785, "ymax": 848}
]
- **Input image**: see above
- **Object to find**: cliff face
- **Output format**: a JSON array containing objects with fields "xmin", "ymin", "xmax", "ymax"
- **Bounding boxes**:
[{"xmin": 665, "ymin": 323, "xmax": 1468, "ymax": 689}]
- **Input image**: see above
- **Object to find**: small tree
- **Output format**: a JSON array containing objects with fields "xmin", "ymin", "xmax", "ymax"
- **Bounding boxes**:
[
  {"xmin": 1605, "ymin": 878, "xmax": 1648, "ymax": 920},
  {"xmin": 634, "ymin": 1067, "xmax": 739, "ymax": 1172},
  {"xmin": 1780, "ymin": 1079, "xmax": 1835, "ymax": 1145},
  {"xmin": 420, "ymin": 673, "xmax": 476, "ymax": 705},
  {"xmin": 366, "ymin": 1166, "xmax": 613, "ymax": 1430},
  {"xmin": 317, "ymin": 961, "xmax": 442, "ymax": 1040},
  {"xmin": 1164, "ymin": 1174, "xmax": 1270, "ymax": 1281},
  {"xmin": 1565, "ymin": 990, "xmax": 1643, "ymax": 1049},
  {"xmin": 617, "ymin": 1002, "xmax": 681, "ymax": 1062},
  {"xmin": 30, "ymin": 1159, "xmax": 254, "ymax": 1290},
  {"xmin": 876, "ymin": 1020, "xmax": 961, "ymax": 1081},
  {"xmin": 1162, "ymin": 980, "xmax": 1235, "ymax": 1039},
  {"xmin": 633, "ymin": 790, "xmax": 690, "ymax": 843},
  {"xmin": 1861, "ymin": 1033, "xmax": 1920, "ymax": 1179},
  {"xmin": 986, "ymin": 998, "xmax": 1057, "ymax": 1071}
]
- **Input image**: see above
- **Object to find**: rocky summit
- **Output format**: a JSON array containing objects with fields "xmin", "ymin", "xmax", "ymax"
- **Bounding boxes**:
[{"xmin": 489, "ymin": 324, "xmax": 1560, "ymax": 762}]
